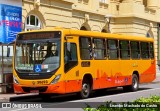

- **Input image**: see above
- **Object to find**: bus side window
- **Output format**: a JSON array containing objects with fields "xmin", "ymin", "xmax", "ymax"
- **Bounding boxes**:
[
  {"xmin": 149, "ymin": 43, "xmax": 154, "ymax": 59},
  {"xmin": 79, "ymin": 37, "xmax": 92, "ymax": 60},
  {"xmin": 107, "ymin": 39, "xmax": 118, "ymax": 59},
  {"xmin": 93, "ymin": 38, "xmax": 106, "ymax": 59},
  {"xmin": 130, "ymin": 41, "xmax": 140, "ymax": 59},
  {"xmin": 119, "ymin": 40, "xmax": 130, "ymax": 59},
  {"xmin": 141, "ymin": 42, "xmax": 149, "ymax": 59}
]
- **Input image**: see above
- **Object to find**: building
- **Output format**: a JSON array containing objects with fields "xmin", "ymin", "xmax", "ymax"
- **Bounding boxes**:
[{"xmin": 22, "ymin": 0, "xmax": 160, "ymax": 72}]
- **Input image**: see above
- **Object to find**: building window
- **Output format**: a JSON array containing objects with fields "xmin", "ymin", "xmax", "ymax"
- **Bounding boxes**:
[
  {"xmin": 78, "ymin": 0, "xmax": 89, "ymax": 5},
  {"xmin": 99, "ymin": 0, "xmax": 108, "ymax": 4},
  {"xmin": 99, "ymin": 0, "xmax": 108, "ymax": 8},
  {"xmin": 143, "ymin": 0, "xmax": 147, "ymax": 7},
  {"xmin": 25, "ymin": 15, "xmax": 41, "ymax": 31}
]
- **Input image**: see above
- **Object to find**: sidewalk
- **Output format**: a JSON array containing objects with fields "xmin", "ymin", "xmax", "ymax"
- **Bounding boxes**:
[
  {"xmin": 0, "ymin": 93, "xmax": 18, "ymax": 102},
  {"xmin": 153, "ymin": 72, "xmax": 160, "ymax": 83},
  {"xmin": 0, "ymin": 73, "xmax": 160, "ymax": 102},
  {"xmin": 0, "ymin": 93, "xmax": 38, "ymax": 102}
]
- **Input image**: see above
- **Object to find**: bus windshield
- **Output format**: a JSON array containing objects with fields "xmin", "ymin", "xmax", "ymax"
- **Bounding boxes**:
[{"xmin": 15, "ymin": 32, "xmax": 61, "ymax": 73}]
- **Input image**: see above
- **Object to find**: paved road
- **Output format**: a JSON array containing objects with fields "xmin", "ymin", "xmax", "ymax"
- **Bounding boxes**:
[{"xmin": 1, "ymin": 82, "xmax": 160, "ymax": 111}]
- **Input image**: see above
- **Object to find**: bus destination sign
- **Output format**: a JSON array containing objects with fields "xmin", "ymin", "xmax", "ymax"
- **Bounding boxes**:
[{"xmin": 18, "ymin": 31, "xmax": 61, "ymax": 40}]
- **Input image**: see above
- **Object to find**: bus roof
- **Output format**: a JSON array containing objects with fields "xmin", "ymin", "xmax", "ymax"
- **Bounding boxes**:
[
  {"xmin": 18, "ymin": 27, "xmax": 154, "ymax": 42},
  {"xmin": 65, "ymin": 29, "xmax": 154, "ymax": 42}
]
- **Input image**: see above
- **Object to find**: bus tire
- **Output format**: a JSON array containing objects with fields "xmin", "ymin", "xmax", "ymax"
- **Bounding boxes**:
[
  {"xmin": 130, "ymin": 74, "xmax": 139, "ymax": 91},
  {"xmin": 123, "ymin": 74, "xmax": 139, "ymax": 92},
  {"xmin": 79, "ymin": 80, "xmax": 91, "ymax": 99}
]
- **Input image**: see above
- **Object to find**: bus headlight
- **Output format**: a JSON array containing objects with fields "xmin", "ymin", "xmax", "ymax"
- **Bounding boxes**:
[
  {"xmin": 51, "ymin": 74, "xmax": 61, "ymax": 84},
  {"xmin": 13, "ymin": 75, "xmax": 19, "ymax": 84}
]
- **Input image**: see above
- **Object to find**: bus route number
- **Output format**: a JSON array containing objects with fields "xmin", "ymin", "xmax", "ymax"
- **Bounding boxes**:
[
  {"xmin": 37, "ymin": 80, "xmax": 48, "ymax": 85},
  {"xmin": 81, "ymin": 61, "xmax": 90, "ymax": 67}
]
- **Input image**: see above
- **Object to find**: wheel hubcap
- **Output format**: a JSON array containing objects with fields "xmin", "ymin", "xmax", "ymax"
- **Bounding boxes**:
[
  {"xmin": 133, "ymin": 78, "xmax": 138, "ymax": 89},
  {"xmin": 82, "ymin": 83, "xmax": 89, "ymax": 96}
]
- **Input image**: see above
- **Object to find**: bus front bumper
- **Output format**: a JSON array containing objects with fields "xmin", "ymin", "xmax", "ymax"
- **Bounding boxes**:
[{"xmin": 14, "ymin": 82, "xmax": 65, "ymax": 94}]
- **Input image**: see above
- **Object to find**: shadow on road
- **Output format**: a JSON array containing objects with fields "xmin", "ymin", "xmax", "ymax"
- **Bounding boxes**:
[{"xmin": 10, "ymin": 87, "xmax": 151, "ymax": 103}]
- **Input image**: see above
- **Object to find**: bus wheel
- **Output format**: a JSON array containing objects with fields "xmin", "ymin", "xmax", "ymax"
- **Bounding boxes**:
[
  {"xmin": 79, "ymin": 80, "xmax": 91, "ymax": 99},
  {"xmin": 131, "ymin": 74, "xmax": 139, "ymax": 91},
  {"xmin": 123, "ymin": 74, "xmax": 139, "ymax": 92}
]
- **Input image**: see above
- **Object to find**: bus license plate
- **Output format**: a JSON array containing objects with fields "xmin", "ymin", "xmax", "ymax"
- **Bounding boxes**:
[{"xmin": 30, "ymin": 90, "xmax": 39, "ymax": 93}]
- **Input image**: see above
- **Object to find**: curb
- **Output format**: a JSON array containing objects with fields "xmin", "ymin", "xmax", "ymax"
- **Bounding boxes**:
[
  {"xmin": 0, "ymin": 98, "xmax": 9, "ymax": 102},
  {"xmin": 0, "ymin": 93, "xmax": 38, "ymax": 102}
]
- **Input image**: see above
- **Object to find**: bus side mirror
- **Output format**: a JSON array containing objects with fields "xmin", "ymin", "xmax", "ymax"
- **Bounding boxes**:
[{"xmin": 7, "ymin": 47, "xmax": 10, "ymax": 57}]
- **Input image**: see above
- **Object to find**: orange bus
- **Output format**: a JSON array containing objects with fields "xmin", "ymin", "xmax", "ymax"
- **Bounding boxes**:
[{"xmin": 13, "ymin": 28, "xmax": 156, "ymax": 99}]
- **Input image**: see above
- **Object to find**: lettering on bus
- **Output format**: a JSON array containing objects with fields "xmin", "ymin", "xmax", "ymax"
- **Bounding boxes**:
[
  {"xmin": 23, "ymin": 33, "xmax": 54, "ymax": 40},
  {"xmin": 115, "ymin": 79, "xmax": 124, "ymax": 84},
  {"xmin": 81, "ymin": 61, "xmax": 90, "ymax": 67},
  {"xmin": 37, "ymin": 80, "xmax": 48, "ymax": 85}
]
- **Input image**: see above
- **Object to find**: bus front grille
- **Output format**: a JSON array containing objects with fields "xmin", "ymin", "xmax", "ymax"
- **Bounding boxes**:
[
  {"xmin": 17, "ymin": 74, "xmax": 53, "ymax": 80},
  {"xmin": 16, "ymin": 70, "xmax": 57, "ymax": 80}
]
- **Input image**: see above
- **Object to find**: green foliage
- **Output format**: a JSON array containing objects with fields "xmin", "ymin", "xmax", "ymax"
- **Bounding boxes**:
[
  {"xmin": 83, "ymin": 95, "xmax": 160, "ymax": 111},
  {"xmin": 134, "ymin": 95, "xmax": 160, "ymax": 102}
]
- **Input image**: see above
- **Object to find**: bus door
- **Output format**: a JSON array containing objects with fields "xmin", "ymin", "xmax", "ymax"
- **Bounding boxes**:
[{"xmin": 64, "ymin": 36, "xmax": 81, "ymax": 93}]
